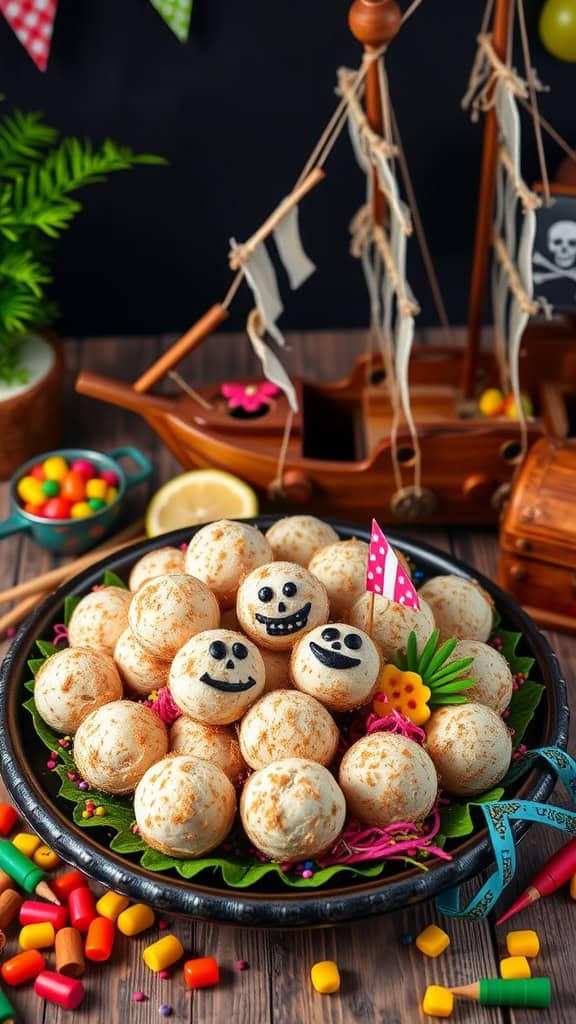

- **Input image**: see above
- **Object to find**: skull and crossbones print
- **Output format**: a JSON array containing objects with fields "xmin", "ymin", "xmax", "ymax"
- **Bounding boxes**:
[{"xmin": 533, "ymin": 220, "xmax": 576, "ymax": 285}]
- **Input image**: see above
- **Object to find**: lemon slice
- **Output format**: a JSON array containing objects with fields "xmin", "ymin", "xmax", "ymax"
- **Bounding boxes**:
[{"xmin": 145, "ymin": 469, "xmax": 259, "ymax": 537}]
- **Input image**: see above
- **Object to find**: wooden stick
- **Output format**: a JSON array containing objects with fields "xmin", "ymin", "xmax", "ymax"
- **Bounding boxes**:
[
  {"xmin": 0, "ymin": 520, "xmax": 145, "ymax": 606},
  {"xmin": 0, "ymin": 593, "xmax": 48, "ymax": 636},
  {"xmin": 133, "ymin": 303, "xmax": 229, "ymax": 394}
]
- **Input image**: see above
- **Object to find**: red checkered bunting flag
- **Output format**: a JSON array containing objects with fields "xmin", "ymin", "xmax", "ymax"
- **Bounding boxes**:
[
  {"xmin": 366, "ymin": 518, "xmax": 421, "ymax": 610},
  {"xmin": 0, "ymin": 0, "xmax": 58, "ymax": 71}
]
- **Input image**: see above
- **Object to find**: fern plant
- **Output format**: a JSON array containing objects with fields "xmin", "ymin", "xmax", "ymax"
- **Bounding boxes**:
[
  {"xmin": 394, "ymin": 629, "xmax": 476, "ymax": 707},
  {"xmin": 0, "ymin": 109, "xmax": 164, "ymax": 384}
]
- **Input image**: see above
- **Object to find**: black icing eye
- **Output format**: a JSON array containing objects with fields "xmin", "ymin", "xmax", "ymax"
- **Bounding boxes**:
[
  {"xmin": 258, "ymin": 587, "xmax": 274, "ymax": 603},
  {"xmin": 209, "ymin": 640, "xmax": 227, "ymax": 660},
  {"xmin": 321, "ymin": 627, "xmax": 340, "ymax": 642},
  {"xmin": 282, "ymin": 581, "xmax": 297, "ymax": 597},
  {"xmin": 344, "ymin": 633, "xmax": 363, "ymax": 650},
  {"xmin": 232, "ymin": 642, "xmax": 248, "ymax": 660}
]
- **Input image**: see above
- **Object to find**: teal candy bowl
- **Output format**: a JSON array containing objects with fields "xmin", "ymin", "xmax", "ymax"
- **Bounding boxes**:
[{"xmin": 0, "ymin": 447, "xmax": 153, "ymax": 555}]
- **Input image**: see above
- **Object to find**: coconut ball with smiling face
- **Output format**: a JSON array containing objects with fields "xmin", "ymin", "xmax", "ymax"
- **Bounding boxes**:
[
  {"xmin": 129, "ymin": 573, "xmax": 220, "ymax": 661},
  {"xmin": 34, "ymin": 647, "xmax": 123, "ymax": 735},
  {"xmin": 339, "ymin": 732, "xmax": 438, "ymax": 828},
  {"xmin": 73, "ymin": 701, "xmax": 168, "ymax": 795},
  {"xmin": 113, "ymin": 628, "xmax": 170, "ymax": 698},
  {"xmin": 134, "ymin": 754, "xmax": 236, "ymax": 858},
  {"xmin": 425, "ymin": 703, "xmax": 512, "ymax": 796},
  {"xmin": 265, "ymin": 516, "xmax": 339, "ymax": 567},
  {"xmin": 170, "ymin": 717, "xmax": 246, "ymax": 786},
  {"xmin": 239, "ymin": 690, "xmax": 339, "ymax": 769},
  {"xmin": 184, "ymin": 520, "xmax": 272, "ymax": 609},
  {"xmin": 236, "ymin": 561, "xmax": 329, "ymax": 651},
  {"xmin": 240, "ymin": 757, "xmax": 346, "ymax": 862},
  {"xmin": 417, "ymin": 575, "xmax": 494, "ymax": 643},
  {"xmin": 349, "ymin": 592, "xmax": 436, "ymax": 661},
  {"xmin": 290, "ymin": 623, "xmax": 382, "ymax": 712},
  {"xmin": 68, "ymin": 587, "xmax": 132, "ymax": 655},
  {"xmin": 169, "ymin": 628, "xmax": 265, "ymax": 725},
  {"xmin": 128, "ymin": 546, "xmax": 186, "ymax": 592},
  {"xmin": 308, "ymin": 538, "xmax": 369, "ymax": 618},
  {"xmin": 449, "ymin": 639, "xmax": 513, "ymax": 714}
]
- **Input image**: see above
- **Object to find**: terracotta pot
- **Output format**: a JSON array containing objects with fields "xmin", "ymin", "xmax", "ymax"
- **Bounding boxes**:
[{"xmin": 0, "ymin": 333, "xmax": 64, "ymax": 480}]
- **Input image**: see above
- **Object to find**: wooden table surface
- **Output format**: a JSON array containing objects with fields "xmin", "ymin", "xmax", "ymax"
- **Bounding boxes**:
[{"xmin": 0, "ymin": 332, "xmax": 574, "ymax": 1024}]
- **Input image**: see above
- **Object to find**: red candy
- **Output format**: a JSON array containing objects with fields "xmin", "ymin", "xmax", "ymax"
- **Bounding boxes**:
[
  {"xmin": 51, "ymin": 870, "xmax": 87, "ymax": 903},
  {"xmin": 70, "ymin": 459, "xmax": 97, "ymax": 481},
  {"xmin": 0, "ymin": 805, "xmax": 19, "ymax": 837},
  {"xmin": 19, "ymin": 901, "xmax": 68, "ymax": 930},
  {"xmin": 30, "ymin": 464, "xmax": 45, "ymax": 481},
  {"xmin": 68, "ymin": 888, "xmax": 96, "ymax": 932},
  {"xmin": 42, "ymin": 498, "xmax": 72, "ymax": 520},
  {"xmin": 184, "ymin": 957, "xmax": 219, "ymax": 989},
  {"xmin": 100, "ymin": 470, "xmax": 119, "ymax": 488},
  {"xmin": 34, "ymin": 970, "xmax": 85, "ymax": 1010}
]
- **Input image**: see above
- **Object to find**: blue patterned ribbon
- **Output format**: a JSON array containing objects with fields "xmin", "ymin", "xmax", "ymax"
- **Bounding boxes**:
[{"xmin": 436, "ymin": 747, "xmax": 576, "ymax": 919}]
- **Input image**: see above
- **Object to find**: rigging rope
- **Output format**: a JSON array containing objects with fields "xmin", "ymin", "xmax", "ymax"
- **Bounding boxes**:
[{"xmin": 516, "ymin": 0, "xmax": 551, "ymax": 205}]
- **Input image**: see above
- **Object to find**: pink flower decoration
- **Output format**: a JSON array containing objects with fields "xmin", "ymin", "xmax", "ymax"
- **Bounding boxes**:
[
  {"xmin": 221, "ymin": 381, "xmax": 280, "ymax": 413},
  {"xmin": 144, "ymin": 687, "xmax": 181, "ymax": 725}
]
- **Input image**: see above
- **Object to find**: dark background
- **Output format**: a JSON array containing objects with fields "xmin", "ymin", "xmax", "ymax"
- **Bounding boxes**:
[{"xmin": 1, "ymin": 0, "xmax": 574, "ymax": 335}]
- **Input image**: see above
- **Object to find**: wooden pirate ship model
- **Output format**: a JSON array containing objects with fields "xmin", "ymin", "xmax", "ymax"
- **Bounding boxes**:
[{"xmin": 76, "ymin": 0, "xmax": 576, "ymax": 525}]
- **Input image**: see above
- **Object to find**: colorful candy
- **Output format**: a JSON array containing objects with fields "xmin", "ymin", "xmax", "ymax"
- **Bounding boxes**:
[
  {"xmin": 34, "ymin": 970, "xmax": 85, "ymax": 1010},
  {"xmin": 310, "ymin": 960, "xmax": 341, "ymax": 994},
  {"xmin": 505, "ymin": 930, "xmax": 540, "ymax": 958},
  {"xmin": 415, "ymin": 924, "xmax": 451, "ymax": 958},
  {"xmin": 0, "ymin": 840, "xmax": 59, "ymax": 903},
  {"xmin": 51, "ymin": 870, "xmax": 87, "ymax": 903},
  {"xmin": 117, "ymin": 903, "xmax": 155, "ymax": 937},
  {"xmin": 11, "ymin": 833, "xmax": 41, "ymax": 859},
  {"xmin": 0, "ymin": 807, "xmax": 18, "ymax": 838},
  {"xmin": 95, "ymin": 891, "xmax": 129, "ymax": 922},
  {"xmin": 183, "ymin": 957, "xmax": 219, "ymax": 989},
  {"xmin": 16, "ymin": 456, "xmax": 120, "ymax": 521},
  {"xmin": 55, "ymin": 927, "xmax": 85, "ymax": 978},
  {"xmin": 143, "ymin": 935, "xmax": 184, "ymax": 973},
  {"xmin": 500, "ymin": 956, "xmax": 531, "ymax": 979},
  {"xmin": 19, "ymin": 922, "xmax": 55, "ymax": 950},
  {"xmin": 68, "ymin": 887, "xmax": 96, "ymax": 932},
  {"xmin": 32, "ymin": 846, "xmax": 60, "ymax": 871},
  {"xmin": 422, "ymin": 984, "xmax": 454, "ymax": 1018},
  {"xmin": 19, "ymin": 901, "xmax": 68, "ymax": 930},
  {"xmin": 85, "ymin": 916, "xmax": 115, "ymax": 961},
  {"xmin": 1, "ymin": 949, "xmax": 45, "ymax": 986}
]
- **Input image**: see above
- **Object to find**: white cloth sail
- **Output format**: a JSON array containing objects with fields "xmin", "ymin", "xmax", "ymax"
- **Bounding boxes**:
[
  {"xmin": 273, "ymin": 204, "xmax": 316, "ymax": 290},
  {"xmin": 246, "ymin": 311, "xmax": 298, "ymax": 413},
  {"xmin": 230, "ymin": 238, "xmax": 285, "ymax": 347}
]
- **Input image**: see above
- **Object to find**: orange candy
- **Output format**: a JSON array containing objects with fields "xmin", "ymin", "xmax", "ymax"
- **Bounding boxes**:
[
  {"xmin": 184, "ymin": 957, "xmax": 219, "ymax": 989},
  {"xmin": 1, "ymin": 949, "xmax": 45, "ymax": 986},
  {"xmin": 84, "ymin": 917, "xmax": 115, "ymax": 962},
  {"xmin": 60, "ymin": 471, "xmax": 86, "ymax": 505}
]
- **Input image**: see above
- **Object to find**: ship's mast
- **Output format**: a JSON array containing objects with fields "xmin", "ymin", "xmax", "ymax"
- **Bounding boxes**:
[
  {"xmin": 462, "ymin": 0, "xmax": 513, "ymax": 398},
  {"xmin": 348, "ymin": 0, "xmax": 402, "ymax": 226}
]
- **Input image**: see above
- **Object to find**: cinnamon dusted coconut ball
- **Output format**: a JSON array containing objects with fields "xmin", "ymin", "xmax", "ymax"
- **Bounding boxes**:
[
  {"xmin": 349, "ymin": 593, "xmax": 436, "ymax": 661},
  {"xmin": 308, "ymin": 538, "xmax": 369, "ymax": 618},
  {"xmin": 73, "ymin": 701, "xmax": 168, "ymax": 795},
  {"xmin": 240, "ymin": 757, "xmax": 346, "ymax": 861},
  {"xmin": 170, "ymin": 717, "xmax": 246, "ymax": 786},
  {"xmin": 450, "ymin": 640, "xmax": 513, "ymax": 714},
  {"xmin": 236, "ymin": 561, "xmax": 329, "ymax": 650},
  {"xmin": 339, "ymin": 732, "xmax": 438, "ymax": 828},
  {"xmin": 129, "ymin": 573, "xmax": 220, "ymax": 660},
  {"xmin": 260, "ymin": 647, "xmax": 292, "ymax": 692},
  {"xmin": 290, "ymin": 623, "xmax": 382, "ymax": 712},
  {"xmin": 184, "ymin": 520, "xmax": 272, "ymax": 609},
  {"xmin": 34, "ymin": 647, "xmax": 123, "ymax": 735},
  {"xmin": 425, "ymin": 703, "xmax": 512, "ymax": 796},
  {"xmin": 238, "ymin": 690, "xmax": 339, "ymax": 769},
  {"xmin": 265, "ymin": 516, "xmax": 339, "ymax": 567},
  {"xmin": 68, "ymin": 587, "xmax": 132, "ymax": 655},
  {"xmin": 134, "ymin": 754, "xmax": 236, "ymax": 857},
  {"xmin": 169, "ymin": 629, "xmax": 265, "ymax": 725},
  {"xmin": 128, "ymin": 546, "xmax": 186, "ymax": 591},
  {"xmin": 417, "ymin": 575, "xmax": 494, "ymax": 643},
  {"xmin": 113, "ymin": 628, "xmax": 170, "ymax": 697}
]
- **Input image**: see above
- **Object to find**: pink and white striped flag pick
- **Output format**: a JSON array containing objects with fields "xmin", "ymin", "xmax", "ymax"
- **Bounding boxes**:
[
  {"xmin": 0, "ymin": 0, "xmax": 58, "ymax": 71},
  {"xmin": 366, "ymin": 518, "xmax": 421, "ymax": 610}
]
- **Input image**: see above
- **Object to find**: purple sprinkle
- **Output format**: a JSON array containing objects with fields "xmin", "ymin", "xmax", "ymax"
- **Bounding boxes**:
[
  {"xmin": 78, "ymin": 781, "xmax": 89, "ymax": 791},
  {"xmin": 159, "ymin": 1005, "xmax": 172, "ymax": 1017},
  {"xmin": 235, "ymin": 959, "xmax": 249, "ymax": 970}
]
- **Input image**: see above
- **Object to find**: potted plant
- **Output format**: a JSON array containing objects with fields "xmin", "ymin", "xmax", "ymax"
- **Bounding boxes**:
[{"xmin": 0, "ymin": 108, "xmax": 163, "ymax": 479}]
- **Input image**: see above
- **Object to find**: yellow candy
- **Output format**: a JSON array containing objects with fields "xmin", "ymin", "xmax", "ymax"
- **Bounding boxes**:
[
  {"xmin": 85, "ymin": 478, "xmax": 108, "ymax": 500},
  {"xmin": 19, "ymin": 922, "xmax": 55, "ymax": 950},
  {"xmin": 33, "ymin": 845, "xmax": 60, "ymax": 870},
  {"xmin": 422, "ymin": 985, "xmax": 454, "ymax": 1018},
  {"xmin": 478, "ymin": 388, "xmax": 504, "ymax": 416},
  {"xmin": 43, "ymin": 456, "xmax": 68, "ymax": 481},
  {"xmin": 310, "ymin": 960, "xmax": 340, "ymax": 994},
  {"xmin": 117, "ymin": 903, "xmax": 155, "ymax": 937},
  {"xmin": 143, "ymin": 935, "xmax": 184, "ymax": 972},
  {"xmin": 570, "ymin": 873, "xmax": 576, "ymax": 900},
  {"xmin": 415, "ymin": 924, "xmax": 451, "ymax": 958},
  {"xmin": 16, "ymin": 476, "xmax": 45, "ymax": 505},
  {"xmin": 105, "ymin": 486, "xmax": 119, "ymax": 505},
  {"xmin": 500, "ymin": 955, "xmax": 531, "ymax": 979},
  {"xmin": 12, "ymin": 833, "xmax": 41, "ymax": 858},
  {"xmin": 70, "ymin": 501, "xmax": 93, "ymax": 519},
  {"xmin": 95, "ymin": 892, "xmax": 130, "ymax": 922},
  {"xmin": 506, "ymin": 929, "xmax": 540, "ymax": 958}
]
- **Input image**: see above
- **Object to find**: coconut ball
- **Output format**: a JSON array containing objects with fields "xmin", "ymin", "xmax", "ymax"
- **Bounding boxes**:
[
  {"xmin": 349, "ymin": 593, "xmax": 436, "ymax": 660},
  {"xmin": 290, "ymin": 623, "xmax": 381, "ymax": 712},
  {"xmin": 240, "ymin": 757, "xmax": 346, "ymax": 861},
  {"xmin": 113, "ymin": 628, "xmax": 170, "ymax": 697},
  {"xmin": 339, "ymin": 733, "xmax": 438, "ymax": 828},
  {"xmin": 265, "ymin": 516, "xmax": 339, "ymax": 567},
  {"xmin": 34, "ymin": 647, "xmax": 123, "ymax": 735},
  {"xmin": 68, "ymin": 587, "xmax": 132, "ymax": 655},
  {"xmin": 425, "ymin": 703, "xmax": 512, "ymax": 796},
  {"xmin": 238, "ymin": 690, "xmax": 339, "ymax": 769},
  {"xmin": 308, "ymin": 538, "xmax": 369, "ymax": 618},
  {"xmin": 418, "ymin": 575, "xmax": 494, "ymax": 642},
  {"xmin": 450, "ymin": 640, "xmax": 513, "ymax": 714},
  {"xmin": 260, "ymin": 647, "xmax": 292, "ymax": 692},
  {"xmin": 73, "ymin": 701, "xmax": 168, "ymax": 795},
  {"xmin": 129, "ymin": 546, "xmax": 186, "ymax": 591},
  {"xmin": 184, "ymin": 520, "xmax": 272, "ymax": 608},
  {"xmin": 169, "ymin": 629, "xmax": 265, "ymax": 725},
  {"xmin": 134, "ymin": 754, "xmax": 236, "ymax": 857},
  {"xmin": 236, "ymin": 561, "xmax": 329, "ymax": 650},
  {"xmin": 170, "ymin": 717, "xmax": 246, "ymax": 786},
  {"xmin": 129, "ymin": 573, "xmax": 220, "ymax": 660}
]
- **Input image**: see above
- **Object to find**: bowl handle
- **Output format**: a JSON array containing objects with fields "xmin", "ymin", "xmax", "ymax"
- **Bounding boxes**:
[
  {"xmin": 0, "ymin": 515, "xmax": 30, "ymax": 541},
  {"xmin": 107, "ymin": 447, "xmax": 153, "ymax": 489}
]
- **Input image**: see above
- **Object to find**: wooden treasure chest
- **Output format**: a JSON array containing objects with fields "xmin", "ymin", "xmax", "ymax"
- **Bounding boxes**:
[{"xmin": 498, "ymin": 437, "xmax": 576, "ymax": 633}]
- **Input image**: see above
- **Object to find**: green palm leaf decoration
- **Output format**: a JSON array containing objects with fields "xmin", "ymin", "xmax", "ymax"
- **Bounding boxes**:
[{"xmin": 394, "ymin": 629, "xmax": 475, "ymax": 707}]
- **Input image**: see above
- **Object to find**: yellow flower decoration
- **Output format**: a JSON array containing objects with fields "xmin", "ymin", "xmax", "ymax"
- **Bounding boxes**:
[{"xmin": 373, "ymin": 665, "xmax": 432, "ymax": 726}]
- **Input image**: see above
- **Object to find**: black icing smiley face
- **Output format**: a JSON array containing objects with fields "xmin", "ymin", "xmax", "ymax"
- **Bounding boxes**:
[
  {"xmin": 200, "ymin": 638, "xmax": 257, "ymax": 692},
  {"xmin": 309, "ymin": 626, "xmax": 363, "ymax": 670},
  {"xmin": 237, "ymin": 561, "xmax": 330, "ymax": 650},
  {"xmin": 254, "ymin": 580, "xmax": 312, "ymax": 638},
  {"xmin": 290, "ymin": 621, "xmax": 381, "ymax": 712}
]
